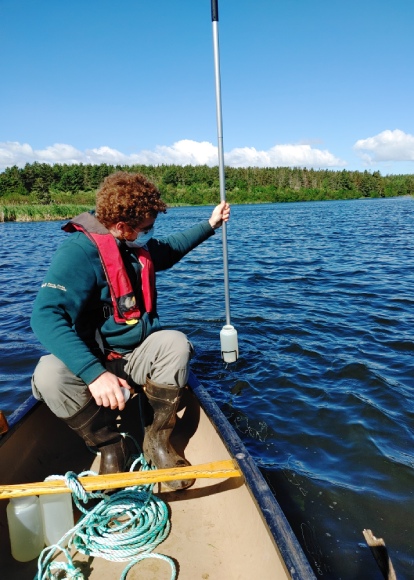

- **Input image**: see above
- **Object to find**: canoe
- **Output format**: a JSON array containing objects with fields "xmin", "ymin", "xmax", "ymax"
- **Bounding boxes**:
[{"xmin": 0, "ymin": 372, "xmax": 316, "ymax": 580}]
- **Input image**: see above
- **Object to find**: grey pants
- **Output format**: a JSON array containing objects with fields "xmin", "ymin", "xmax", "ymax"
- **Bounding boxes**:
[{"xmin": 32, "ymin": 330, "xmax": 194, "ymax": 419}]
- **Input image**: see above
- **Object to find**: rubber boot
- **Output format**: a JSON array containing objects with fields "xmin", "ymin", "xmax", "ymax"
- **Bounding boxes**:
[
  {"xmin": 63, "ymin": 397, "xmax": 130, "ymax": 475},
  {"xmin": 143, "ymin": 378, "xmax": 195, "ymax": 491}
]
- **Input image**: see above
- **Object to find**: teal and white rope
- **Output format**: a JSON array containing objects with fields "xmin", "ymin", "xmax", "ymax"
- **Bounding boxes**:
[{"xmin": 35, "ymin": 451, "xmax": 176, "ymax": 580}]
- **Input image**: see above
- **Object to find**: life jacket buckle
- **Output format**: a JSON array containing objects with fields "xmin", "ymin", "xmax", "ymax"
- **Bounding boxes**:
[{"xmin": 103, "ymin": 305, "xmax": 112, "ymax": 319}]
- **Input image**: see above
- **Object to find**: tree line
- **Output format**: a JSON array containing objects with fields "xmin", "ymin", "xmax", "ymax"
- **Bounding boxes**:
[{"xmin": 1, "ymin": 162, "xmax": 414, "ymax": 205}]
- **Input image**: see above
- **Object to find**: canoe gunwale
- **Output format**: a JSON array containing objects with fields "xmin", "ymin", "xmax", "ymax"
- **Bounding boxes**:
[
  {"xmin": 0, "ymin": 396, "xmax": 39, "ymax": 446},
  {"xmin": 188, "ymin": 371, "xmax": 316, "ymax": 580},
  {"xmin": 2, "ymin": 395, "xmax": 38, "ymax": 431}
]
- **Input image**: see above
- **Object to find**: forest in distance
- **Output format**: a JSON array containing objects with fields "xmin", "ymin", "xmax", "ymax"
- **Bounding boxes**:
[{"xmin": 1, "ymin": 162, "xmax": 414, "ymax": 215}]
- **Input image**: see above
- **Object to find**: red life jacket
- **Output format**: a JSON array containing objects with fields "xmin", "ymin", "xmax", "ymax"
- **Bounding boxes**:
[{"xmin": 63, "ymin": 213, "xmax": 155, "ymax": 324}]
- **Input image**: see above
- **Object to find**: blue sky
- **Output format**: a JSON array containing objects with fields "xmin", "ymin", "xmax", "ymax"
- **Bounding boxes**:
[{"xmin": 1, "ymin": 0, "xmax": 414, "ymax": 174}]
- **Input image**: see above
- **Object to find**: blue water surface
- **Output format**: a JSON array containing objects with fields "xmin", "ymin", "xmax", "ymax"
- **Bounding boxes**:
[{"xmin": 0, "ymin": 198, "xmax": 413, "ymax": 579}]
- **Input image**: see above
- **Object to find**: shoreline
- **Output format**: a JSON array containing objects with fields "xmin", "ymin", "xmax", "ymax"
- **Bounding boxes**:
[{"xmin": 1, "ymin": 195, "xmax": 412, "ymax": 223}]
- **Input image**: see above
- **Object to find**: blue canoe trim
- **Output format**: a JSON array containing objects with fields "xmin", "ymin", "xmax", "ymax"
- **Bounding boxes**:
[
  {"xmin": 4, "ymin": 395, "xmax": 38, "ymax": 430},
  {"xmin": 188, "ymin": 371, "xmax": 316, "ymax": 580}
]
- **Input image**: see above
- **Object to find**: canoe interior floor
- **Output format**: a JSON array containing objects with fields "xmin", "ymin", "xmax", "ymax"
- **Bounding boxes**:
[{"xmin": 0, "ymin": 391, "xmax": 290, "ymax": 580}]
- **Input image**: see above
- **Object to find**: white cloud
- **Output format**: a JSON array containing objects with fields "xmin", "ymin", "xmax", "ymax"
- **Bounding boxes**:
[
  {"xmin": 354, "ymin": 129, "xmax": 414, "ymax": 163},
  {"xmin": 85, "ymin": 146, "xmax": 133, "ymax": 164},
  {"xmin": 0, "ymin": 139, "xmax": 346, "ymax": 171},
  {"xmin": 137, "ymin": 140, "xmax": 219, "ymax": 166},
  {"xmin": 226, "ymin": 144, "xmax": 345, "ymax": 168},
  {"xmin": 0, "ymin": 141, "xmax": 84, "ymax": 168}
]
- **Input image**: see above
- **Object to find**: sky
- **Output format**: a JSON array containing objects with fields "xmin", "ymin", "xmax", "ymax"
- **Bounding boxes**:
[{"xmin": 1, "ymin": 0, "xmax": 414, "ymax": 175}]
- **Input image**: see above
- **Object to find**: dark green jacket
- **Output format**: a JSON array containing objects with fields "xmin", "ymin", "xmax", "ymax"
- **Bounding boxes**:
[{"xmin": 31, "ymin": 219, "xmax": 215, "ymax": 385}]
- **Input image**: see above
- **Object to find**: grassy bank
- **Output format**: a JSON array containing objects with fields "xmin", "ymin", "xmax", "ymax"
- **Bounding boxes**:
[
  {"xmin": 0, "ymin": 195, "xmax": 408, "ymax": 223},
  {"xmin": 0, "ymin": 204, "xmax": 93, "ymax": 222}
]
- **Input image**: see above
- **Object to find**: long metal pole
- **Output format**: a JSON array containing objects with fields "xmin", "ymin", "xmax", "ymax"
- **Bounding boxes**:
[
  {"xmin": 211, "ymin": 0, "xmax": 238, "ymax": 363},
  {"xmin": 211, "ymin": 0, "xmax": 231, "ymax": 326}
]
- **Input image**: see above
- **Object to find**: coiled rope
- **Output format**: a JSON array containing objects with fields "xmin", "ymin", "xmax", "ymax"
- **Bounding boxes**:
[{"xmin": 35, "ymin": 451, "xmax": 176, "ymax": 580}]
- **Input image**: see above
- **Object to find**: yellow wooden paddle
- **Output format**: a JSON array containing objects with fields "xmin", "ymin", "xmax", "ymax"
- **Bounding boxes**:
[{"xmin": 0, "ymin": 459, "xmax": 242, "ymax": 500}]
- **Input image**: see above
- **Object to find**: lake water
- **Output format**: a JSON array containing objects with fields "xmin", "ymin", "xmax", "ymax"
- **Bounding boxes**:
[{"xmin": 1, "ymin": 198, "xmax": 413, "ymax": 579}]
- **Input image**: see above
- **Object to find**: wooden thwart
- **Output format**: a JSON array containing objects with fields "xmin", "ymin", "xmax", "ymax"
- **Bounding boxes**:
[{"xmin": 0, "ymin": 459, "xmax": 242, "ymax": 500}]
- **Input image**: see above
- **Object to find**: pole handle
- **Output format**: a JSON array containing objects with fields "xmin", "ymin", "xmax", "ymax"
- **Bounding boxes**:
[{"xmin": 211, "ymin": 0, "xmax": 219, "ymax": 22}]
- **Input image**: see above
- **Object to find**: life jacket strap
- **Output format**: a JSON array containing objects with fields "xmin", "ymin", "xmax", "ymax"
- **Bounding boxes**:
[{"xmin": 63, "ymin": 213, "xmax": 155, "ymax": 324}]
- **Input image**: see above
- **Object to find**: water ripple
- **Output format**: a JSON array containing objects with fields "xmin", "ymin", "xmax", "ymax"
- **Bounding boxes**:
[{"xmin": 1, "ymin": 199, "xmax": 414, "ymax": 578}]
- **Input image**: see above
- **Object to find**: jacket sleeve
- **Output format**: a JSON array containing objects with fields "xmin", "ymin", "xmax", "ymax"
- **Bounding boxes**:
[
  {"xmin": 30, "ymin": 237, "xmax": 107, "ymax": 385},
  {"xmin": 149, "ymin": 220, "xmax": 215, "ymax": 271}
]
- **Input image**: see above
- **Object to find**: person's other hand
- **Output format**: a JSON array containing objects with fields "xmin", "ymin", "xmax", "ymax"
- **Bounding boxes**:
[
  {"xmin": 88, "ymin": 371, "xmax": 131, "ymax": 411},
  {"xmin": 209, "ymin": 201, "xmax": 230, "ymax": 229}
]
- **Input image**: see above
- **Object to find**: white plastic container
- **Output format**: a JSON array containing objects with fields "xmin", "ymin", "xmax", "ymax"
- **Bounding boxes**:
[
  {"xmin": 220, "ymin": 324, "xmax": 239, "ymax": 363},
  {"xmin": 39, "ymin": 492, "xmax": 74, "ymax": 546},
  {"xmin": 6, "ymin": 496, "xmax": 44, "ymax": 561}
]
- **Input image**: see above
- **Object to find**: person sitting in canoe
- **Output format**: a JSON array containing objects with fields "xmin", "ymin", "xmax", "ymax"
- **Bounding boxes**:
[{"xmin": 30, "ymin": 171, "xmax": 230, "ymax": 490}]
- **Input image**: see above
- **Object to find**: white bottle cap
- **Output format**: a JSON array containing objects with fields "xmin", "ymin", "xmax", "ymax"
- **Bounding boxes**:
[{"xmin": 120, "ymin": 387, "xmax": 131, "ymax": 402}]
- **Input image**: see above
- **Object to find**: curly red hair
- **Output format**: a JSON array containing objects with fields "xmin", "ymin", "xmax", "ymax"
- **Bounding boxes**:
[{"xmin": 95, "ymin": 171, "xmax": 167, "ymax": 228}]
